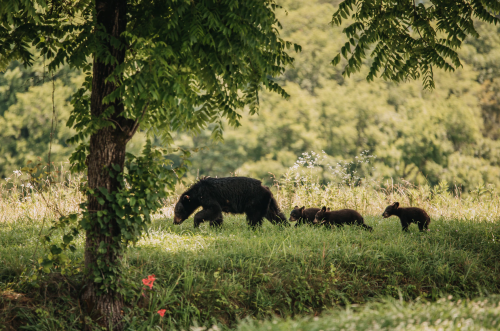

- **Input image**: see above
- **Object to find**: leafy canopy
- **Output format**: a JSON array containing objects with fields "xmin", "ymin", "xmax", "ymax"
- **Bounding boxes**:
[
  {"xmin": 331, "ymin": 0, "xmax": 500, "ymax": 89},
  {"xmin": 0, "ymin": 0, "xmax": 299, "ymax": 156}
]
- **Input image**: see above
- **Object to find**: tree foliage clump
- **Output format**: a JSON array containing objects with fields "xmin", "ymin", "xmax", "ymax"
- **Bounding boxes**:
[{"xmin": 331, "ymin": 0, "xmax": 500, "ymax": 89}]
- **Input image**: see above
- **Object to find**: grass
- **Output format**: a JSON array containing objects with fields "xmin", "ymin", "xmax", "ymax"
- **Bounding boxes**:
[
  {"xmin": 1, "ymin": 163, "xmax": 500, "ymax": 330},
  {"xmin": 1, "ymin": 212, "xmax": 500, "ymax": 330},
  {"xmin": 237, "ymin": 295, "xmax": 500, "ymax": 331}
]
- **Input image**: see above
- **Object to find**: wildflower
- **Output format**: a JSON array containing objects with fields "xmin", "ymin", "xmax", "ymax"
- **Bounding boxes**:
[
  {"xmin": 158, "ymin": 309, "xmax": 166, "ymax": 317},
  {"xmin": 142, "ymin": 274, "xmax": 156, "ymax": 290}
]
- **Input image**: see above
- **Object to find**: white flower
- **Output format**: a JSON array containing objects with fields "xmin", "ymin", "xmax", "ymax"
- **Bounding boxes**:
[{"xmin": 13, "ymin": 170, "xmax": 22, "ymax": 177}]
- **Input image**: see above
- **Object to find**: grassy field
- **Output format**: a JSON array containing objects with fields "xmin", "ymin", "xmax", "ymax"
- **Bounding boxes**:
[
  {"xmin": 1, "ymin": 209, "xmax": 500, "ymax": 330},
  {"xmin": 1, "ymin": 163, "xmax": 500, "ymax": 330}
]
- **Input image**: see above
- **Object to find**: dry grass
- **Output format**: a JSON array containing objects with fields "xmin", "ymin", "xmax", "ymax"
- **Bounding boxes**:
[
  {"xmin": 1, "ymin": 162, "xmax": 499, "ymax": 226},
  {"xmin": 274, "ymin": 152, "xmax": 500, "ymax": 223}
]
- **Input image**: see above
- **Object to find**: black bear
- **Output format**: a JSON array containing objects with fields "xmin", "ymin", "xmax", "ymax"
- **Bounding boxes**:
[
  {"xmin": 173, "ymin": 177, "xmax": 288, "ymax": 228},
  {"xmin": 289, "ymin": 206, "xmax": 323, "ymax": 226},
  {"xmin": 313, "ymin": 206, "xmax": 372, "ymax": 231},
  {"xmin": 382, "ymin": 202, "xmax": 430, "ymax": 232}
]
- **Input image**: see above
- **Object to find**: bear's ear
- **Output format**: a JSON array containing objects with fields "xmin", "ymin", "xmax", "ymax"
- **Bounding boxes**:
[
  {"xmin": 393, "ymin": 202, "xmax": 399, "ymax": 208},
  {"xmin": 183, "ymin": 195, "xmax": 190, "ymax": 201},
  {"xmin": 326, "ymin": 207, "xmax": 331, "ymax": 211},
  {"xmin": 300, "ymin": 206, "xmax": 305, "ymax": 211},
  {"xmin": 321, "ymin": 206, "xmax": 327, "ymax": 212},
  {"xmin": 294, "ymin": 206, "xmax": 299, "ymax": 209}
]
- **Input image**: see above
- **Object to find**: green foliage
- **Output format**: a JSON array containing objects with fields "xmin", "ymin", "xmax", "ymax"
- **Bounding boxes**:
[
  {"xmin": 172, "ymin": 0, "xmax": 500, "ymax": 192},
  {"xmin": 0, "ymin": 59, "xmax": 82, "ymax": 178},
  {"xmin": 331, "ymin": 0, "xmax": 500, "ymax": 89},
  {"xmin": 2, "ymin": 1, "xmax": 500, "ymax": 194},
  {"xmin": 18, "ymin": 0, "xmax": 302, "ymax": 155}
]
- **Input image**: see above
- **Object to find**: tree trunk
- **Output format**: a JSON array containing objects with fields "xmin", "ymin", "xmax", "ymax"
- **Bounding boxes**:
[{"xmin": 81, "ymin": 0, "xmax": 128, "ymax": 329}]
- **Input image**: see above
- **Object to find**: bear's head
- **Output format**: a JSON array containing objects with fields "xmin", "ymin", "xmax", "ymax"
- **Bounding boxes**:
[
  {"xmin": 173, "ymin": 195, "xmax": 198, "ymax": 224},
  {"xmin": 289, "ymin": 206, "xmax": 305, "ymax": 222},
  {"xmin": 313, "ymin": 206, "xmax": 328, "ymax": 224},
  {"xmin": 382, "ymin": 202, "xmax": 399, "ymax": 218}
]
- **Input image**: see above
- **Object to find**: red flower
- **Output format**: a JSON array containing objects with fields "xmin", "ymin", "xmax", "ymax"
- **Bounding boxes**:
[
  {"xmin": 158, "ymin": 309, "xmax": 166, "ymax": 317},
  {"xmin": 142, "ymin": 274, "xmax": 156, "ymax": 290}
]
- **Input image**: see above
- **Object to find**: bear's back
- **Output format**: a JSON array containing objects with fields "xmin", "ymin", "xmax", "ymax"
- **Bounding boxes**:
[
  {"xmin": 303, "ymin": 208, "xmax": 321, "ymax": 222},
  {"xmin": 400, "ymin": 207, "xmax": 430, "ymax": 222},
  {"xmin": 328, "ymin": 209, "xmax": 363, "ymax": 224}
]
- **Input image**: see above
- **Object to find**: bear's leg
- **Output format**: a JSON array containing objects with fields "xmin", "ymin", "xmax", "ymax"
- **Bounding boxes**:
[
  {"xmin": 245, "ymin": 209, "xmax": 265, "ymax": 228},
  {"xmin": 401, "ymin": 220, "xmax": 410, "ymax": 232},
  {"xmin": 417, "ymin": 220, "xmax": 426, "ymax": 232},
  {"xmin": 265, "ymin": 209, "xmax": 289, "ymax": 227},
  {"xmin": 193, "ymin": 206, "xmax": 222, "ymax": 228},
  {"xmin": 294, "ymin": 218, "xmax": 304, "ymax": 227},
  {"xmin": 210, "ymin": 214, "xmax": 224, "ymax": 227},
  {"xmin": 361, "ymin": 224, "xmax": 373, "ymax": 232}
]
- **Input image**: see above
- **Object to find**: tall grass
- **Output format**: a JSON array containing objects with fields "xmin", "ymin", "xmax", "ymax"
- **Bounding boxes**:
[
  {"xmin": 274, "ymin": 151, "xmax": 500, "ymax": 222},
  {"xmin": 0, "ymin": 163, "xmax": 83, "ymax": 224},
  {"xmin": 2, "ymin": 154, "xmax": 499, "ymax": 225}
]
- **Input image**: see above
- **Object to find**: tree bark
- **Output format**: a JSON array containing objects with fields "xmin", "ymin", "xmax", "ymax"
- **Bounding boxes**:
[{"xmin": 81, "ymin": 0, "xmax": 128, "ymax": 329}]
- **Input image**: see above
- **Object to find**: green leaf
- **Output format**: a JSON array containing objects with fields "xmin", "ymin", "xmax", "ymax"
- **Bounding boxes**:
[
  {"xmin": 63, "ymin": 235, "xmax": 73, "ymax": 245},
  {"xmin": 50, "ymin": 245, "xmax": 63, "ymax": 255}
]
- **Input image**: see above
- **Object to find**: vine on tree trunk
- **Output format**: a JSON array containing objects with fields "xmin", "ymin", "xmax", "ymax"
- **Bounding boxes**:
[{"xmin": 37, "ymin": 141, "xmax": 190, "ymax": 281}]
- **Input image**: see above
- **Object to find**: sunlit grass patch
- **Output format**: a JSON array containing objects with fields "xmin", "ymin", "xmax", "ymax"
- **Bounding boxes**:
[
  {"xmin": 237, "ymin": 295, "xmax": 500, "ymax": 331},
  {"xmin": 135, "ymin": 231, "xmax": 218, "ymax": 253}
]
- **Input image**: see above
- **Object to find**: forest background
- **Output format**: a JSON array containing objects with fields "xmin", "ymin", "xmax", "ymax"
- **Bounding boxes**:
[{"xmin": 1, "ymin": 0, "xmax": 500, "ymax": 192}]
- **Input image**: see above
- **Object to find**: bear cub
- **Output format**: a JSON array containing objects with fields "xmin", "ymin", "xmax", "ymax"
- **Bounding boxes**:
[
  {"xmin": 313, "ymin": 207, "xmax": 372, "ymax": 231},
  {"xmin": 382, "ymin": 202, "xmax": 430, "ymax": 232},
  {"xmin": 289, "ymin": 206, "xmax": 322, "ymax": 226}
]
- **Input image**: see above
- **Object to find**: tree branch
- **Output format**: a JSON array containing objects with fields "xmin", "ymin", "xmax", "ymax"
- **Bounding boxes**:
[{"xmin": 125, "ymin": 101, "xmax": 150, "ymax": 143}]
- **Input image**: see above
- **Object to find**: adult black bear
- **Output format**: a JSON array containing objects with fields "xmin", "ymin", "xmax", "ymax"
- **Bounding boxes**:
[
  {"xmin": 289, "ymin": 206, "xmax": 322, "ymax": 226},
  {"xmin": 313, "ymin": 207, "xmax": 372, "ymax": 231},
  {"xmin": 382, "ymin": 202, "xmax": 430, "ymax": 232},
  {"xmin": 173, "ymin": 177, "xmax": 288, "ymax": 228}
]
